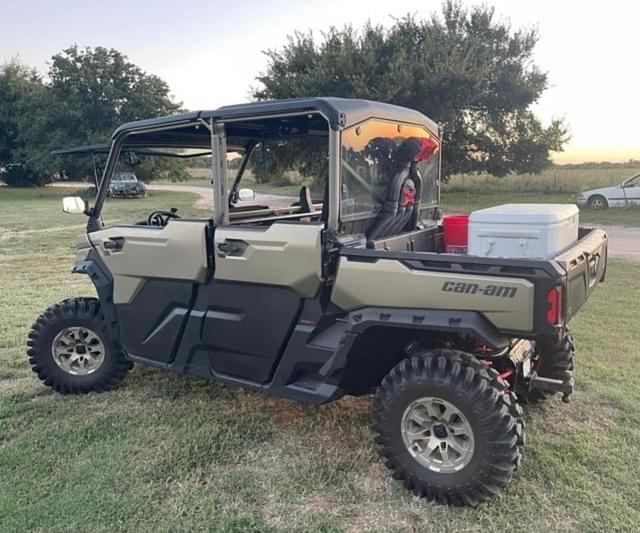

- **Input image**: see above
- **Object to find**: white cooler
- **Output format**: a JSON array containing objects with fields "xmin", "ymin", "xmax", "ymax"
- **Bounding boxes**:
[{"xmin": 468, "ymin": 204, "xmax": 579, "ymax": 259}]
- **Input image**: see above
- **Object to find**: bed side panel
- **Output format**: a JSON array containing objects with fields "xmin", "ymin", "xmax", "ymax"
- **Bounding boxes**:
[{"xmin": 331, "ymin": 256, "xmax": 535, "ymax": 332}]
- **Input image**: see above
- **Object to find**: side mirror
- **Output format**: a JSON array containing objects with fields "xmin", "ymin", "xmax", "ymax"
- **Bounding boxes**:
[
  {"xmin": 62, "ymin": 196, "xmax": 87, "ymax": 214},
  {"xmin": 238, "ymin": 188, "xmax": 255, "ymax": 201}
]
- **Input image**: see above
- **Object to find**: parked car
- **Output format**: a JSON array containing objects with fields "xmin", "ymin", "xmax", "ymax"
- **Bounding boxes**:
[
  {"xmin": 108, "ymin": 172, "xmax": 146, "ymax": 198},
  {"xmin": 578, "ymin": 172, "xmax": 640, "ymax": 209}
]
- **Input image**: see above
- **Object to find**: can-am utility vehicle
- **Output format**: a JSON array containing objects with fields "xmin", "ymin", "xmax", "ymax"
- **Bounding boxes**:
[{"xmin": 28, "ymin": 98, "xmax": 607, "ymax": 506}]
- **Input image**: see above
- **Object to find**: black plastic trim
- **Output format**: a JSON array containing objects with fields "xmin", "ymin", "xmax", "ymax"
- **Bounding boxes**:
[
  {"xmin": 317, "ymin": 307, "xmax": 509, "ymax": 384},
  {"xmin": 72, "ymin": 250, "xmax": 119, "ymax": 341}
]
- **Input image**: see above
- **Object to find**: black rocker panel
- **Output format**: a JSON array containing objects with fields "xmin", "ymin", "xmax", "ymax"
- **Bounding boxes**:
[
  {"xmin": 115, "ymin": 279, "xmax": 195, "ymax": 364},
  {"xmin": 193, "ymin": 281, "xmax": 302, "ymax": 383}
]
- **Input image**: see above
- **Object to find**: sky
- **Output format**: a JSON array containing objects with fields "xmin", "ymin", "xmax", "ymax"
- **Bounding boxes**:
[{"xmin": 1, "ymin": 0, "xmax": 638, "ymax": 164}]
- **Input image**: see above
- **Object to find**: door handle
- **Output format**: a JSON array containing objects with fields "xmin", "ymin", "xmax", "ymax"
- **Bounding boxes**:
[
  {"xmin": 103, "ymin": 237, "xmax": 124, "ymax": 251},
  {"xmin": 217, "ymin": 239, "xmax": 246, "ymax": 257}
]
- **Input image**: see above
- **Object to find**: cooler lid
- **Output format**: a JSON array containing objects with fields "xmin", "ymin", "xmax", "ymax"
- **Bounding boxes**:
[{"xmin": 469, "ymin": 203, "xmax": 579, "ymax": 224}]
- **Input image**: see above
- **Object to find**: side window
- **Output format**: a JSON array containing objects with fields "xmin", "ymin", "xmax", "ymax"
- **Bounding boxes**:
[
  {"xmin": 244, "ymin": 136, "xmax": 328, "ymax": 197},
  {"xmin": 340, "ymin": 120, "xmax": 439, "ymax": 221}
]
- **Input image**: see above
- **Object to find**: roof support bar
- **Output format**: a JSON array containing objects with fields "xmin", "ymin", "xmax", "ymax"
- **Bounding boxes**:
[
  {"xmin": 210, "ymin": 120, "xmax": 228, "ymax": 225},
  {"xmin": 327, "ymin": 129, "xmax": 341, "ymax": 231}
]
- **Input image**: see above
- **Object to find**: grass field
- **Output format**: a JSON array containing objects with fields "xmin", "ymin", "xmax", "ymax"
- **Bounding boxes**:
[
  {"xmin": 443, "ymin": 166, "xmax": 640, "ymax": 194},
  {"xmin": 1, "ymin": 188, "xmax": 640, "ymax": 532}
]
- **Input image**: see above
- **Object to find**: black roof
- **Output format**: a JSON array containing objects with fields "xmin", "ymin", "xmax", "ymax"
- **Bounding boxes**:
[{"xmin": 112, "ymin": 97, "xmax": 439, "ymax": 138}]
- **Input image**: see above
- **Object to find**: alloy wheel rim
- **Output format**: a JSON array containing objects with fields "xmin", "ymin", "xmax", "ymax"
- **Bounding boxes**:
[
  {"xmin": 51, "ymin": 327, "xmax": 106, "ymax": 375},
  {"xmin": 401, "ymin": 396, "xmax": 475, "ymax": 473}
]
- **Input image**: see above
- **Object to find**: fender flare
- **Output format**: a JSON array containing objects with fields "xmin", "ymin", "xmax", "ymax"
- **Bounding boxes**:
[
  {"xmin": 319, "ymin": 307, "xmax": 509, "ymax": 379},
  {"xmin": 72, "ymin": 250, "xmax": 119, "ymax": 341}
]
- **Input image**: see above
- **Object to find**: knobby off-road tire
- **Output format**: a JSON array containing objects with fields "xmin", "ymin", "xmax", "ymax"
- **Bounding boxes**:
[
  {"xmin": 526, "ymin": 330, "xmax": 576, "ymax": 403},
  {"xmin": 372, "ymin": 349, "xmax": 525, "ymax": 507},
  {"xmin": 27, "ymin": 297, "xmax": 131, "ymax": 394}
]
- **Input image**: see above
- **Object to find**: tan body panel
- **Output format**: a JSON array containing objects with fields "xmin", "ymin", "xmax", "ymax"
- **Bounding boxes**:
[
  {"xmin": 332, "ymin": 257, "xmax": 535, "ymax": 331},
  {"xmin": 89, "ymin": 221, "xmax": 209, "ymax": 304},
  {"xmin": 214, "ymin": 223, "xmax": 323, "ymax": 298}
]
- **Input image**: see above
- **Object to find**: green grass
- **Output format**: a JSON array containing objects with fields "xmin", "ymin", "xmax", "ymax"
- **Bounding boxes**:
[
  {"xmin": 1, "ymin": 188, "xmax": 640, "ymax": 531},
  {"xmin": 444, "ymin": 166, "xmax": 640, "ymax": 194}
]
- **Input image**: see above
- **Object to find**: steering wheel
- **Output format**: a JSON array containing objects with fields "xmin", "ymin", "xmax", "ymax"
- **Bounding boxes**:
[{"xmin": 147, "ymin": 208, "xmax": 181, "ymax": 227}]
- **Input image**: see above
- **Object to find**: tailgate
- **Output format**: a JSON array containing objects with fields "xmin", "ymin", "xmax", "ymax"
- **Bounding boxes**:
[{"xmin": 555, "ymin": 228, "xmax": 608, "ymax": 321}]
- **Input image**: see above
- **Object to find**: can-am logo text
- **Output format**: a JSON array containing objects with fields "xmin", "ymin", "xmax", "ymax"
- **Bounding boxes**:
[{"xmin": 441, "ymin": 281, "xmax": 518, "ymax": 298}]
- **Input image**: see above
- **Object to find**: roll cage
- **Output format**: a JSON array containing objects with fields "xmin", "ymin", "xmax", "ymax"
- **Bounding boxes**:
[{"xmin": 83, "ymin": 97, "xmax": 441, "ymax": 233}]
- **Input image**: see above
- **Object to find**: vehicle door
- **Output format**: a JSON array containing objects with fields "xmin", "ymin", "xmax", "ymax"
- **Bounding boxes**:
[
  {"xmin": 88, "ymin": 220, "xmax": 210, "ymax": 364},
  {"xmin": 622, "ymin": 174, "xmax": 640, "ymax": 206},
  {"xmin": 191, "ymin": 221, "xmax": 324, "ymax": 383},
  {"xmin": 181, "ymin": 117, "xmax": 329, "ymax": 384}
]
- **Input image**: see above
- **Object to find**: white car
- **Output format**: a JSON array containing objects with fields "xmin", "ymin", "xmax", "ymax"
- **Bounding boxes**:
[{"xmin": 577, "ymin": 172, "xmax": 640, "ymax": 209}]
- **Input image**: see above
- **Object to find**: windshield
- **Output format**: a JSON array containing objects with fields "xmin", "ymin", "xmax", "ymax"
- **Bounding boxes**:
[
  {"xmin": 341, "ymin": 119, "xmax": 440, "ymax": 221},
  {"xmin": 113, "ymin": 172, "xmax": 137, "ymax": 182}
]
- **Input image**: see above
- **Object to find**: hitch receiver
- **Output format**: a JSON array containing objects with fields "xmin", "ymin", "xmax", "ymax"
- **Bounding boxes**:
[{"xmin": 529, "ymin": 373, "xmax": 575, "ymax": 403}]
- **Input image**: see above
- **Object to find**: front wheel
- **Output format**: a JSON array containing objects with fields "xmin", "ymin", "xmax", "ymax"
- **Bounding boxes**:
[
  {"xmin": 27, "ymin": 298, "xmax": 132, "ymax": 394},
  {"xmin": 372, "ymin": 349, "xmax": 524, "ymax": 506},
  {"xmin": 588, "ymin": 195, "xmax": 608, "ymax": 209}
]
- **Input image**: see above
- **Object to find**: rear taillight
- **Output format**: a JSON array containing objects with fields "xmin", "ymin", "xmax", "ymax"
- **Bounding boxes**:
[{"xmin": 546, "ymin": 286, "xmax": 564, "ymax": 326}]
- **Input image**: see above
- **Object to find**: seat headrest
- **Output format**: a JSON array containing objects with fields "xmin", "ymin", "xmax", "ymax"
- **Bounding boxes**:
[{"xmin": 396, "ymin": 137, "xmax": 439, "ymax": 165}]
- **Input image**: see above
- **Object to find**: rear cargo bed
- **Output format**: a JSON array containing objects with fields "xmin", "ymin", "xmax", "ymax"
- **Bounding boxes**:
[{"xmin": 335, "ymin": 227, "xmax": 607, "ymax": 339}]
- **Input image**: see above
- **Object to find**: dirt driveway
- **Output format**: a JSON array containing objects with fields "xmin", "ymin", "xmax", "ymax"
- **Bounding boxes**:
[
  {"xmin": 146, "ymin": 183, "xmax": 294, "ymax": 209},
  {"xmin": 598, "ymin": 225, "xmax": 640, "ymax": 263}
]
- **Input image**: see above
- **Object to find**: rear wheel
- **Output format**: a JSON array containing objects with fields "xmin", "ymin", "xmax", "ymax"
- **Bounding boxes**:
[
  {"xmin": 27, "ymin": 298, "xmax": 131, "ymax": 394},
  {"xmin": 525, "ymin": 330, "xmax": 576, "ymax": 403},
  {"xmin": 588, "ymin": 195, "xmax": 608, "ymax": 209},
  {"xmin": 372, "ymin": 349, "xmax": 524, "ymax": 506}
]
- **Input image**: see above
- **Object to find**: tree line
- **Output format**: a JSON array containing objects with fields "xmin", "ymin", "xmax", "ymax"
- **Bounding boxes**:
[
  {"xmin": 0, "ymin": 2, "xmax": 568, "ymax": 187},
  {"xmin": 0, "ymin": 46, "xmax": 180, "ymax": 186}
]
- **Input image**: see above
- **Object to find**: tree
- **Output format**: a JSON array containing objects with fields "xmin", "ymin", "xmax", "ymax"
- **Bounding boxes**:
[
  {"xmin": 254, "ymin": 2, "xmax": 569, "ymax": 177},
  {"xmin": 0, "ymin": 60, "xmax": 47, "ymax": 185},
  {"xmin": 1, "ymin": 46, "xmax": 182, "ymax": 186}
]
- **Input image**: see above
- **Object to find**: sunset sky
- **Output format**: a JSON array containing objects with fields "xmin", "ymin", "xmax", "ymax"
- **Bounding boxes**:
[{"xmin": 2, "ymin": 0, "xmax": 638, "ymax": 164}]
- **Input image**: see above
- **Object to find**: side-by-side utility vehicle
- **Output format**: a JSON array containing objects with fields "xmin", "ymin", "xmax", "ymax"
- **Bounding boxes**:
[{"xmin": 28, "ymin": 98, "xmax": 607, "ymax": 506}]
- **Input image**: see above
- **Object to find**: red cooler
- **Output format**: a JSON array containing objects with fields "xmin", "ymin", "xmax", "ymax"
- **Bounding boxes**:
[{"xmin": 442, "ymin": 215, "xmax": 469, "ymax": 254}]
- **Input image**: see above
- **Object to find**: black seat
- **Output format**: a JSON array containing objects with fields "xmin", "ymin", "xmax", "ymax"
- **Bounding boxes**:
[
  {"xmin": 366, "ymin": 169, "xmax": 418, "ymax": 242},
  {"xmin": 366, "ymin": 138, "xmax": 429, "ymax": 242}
]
